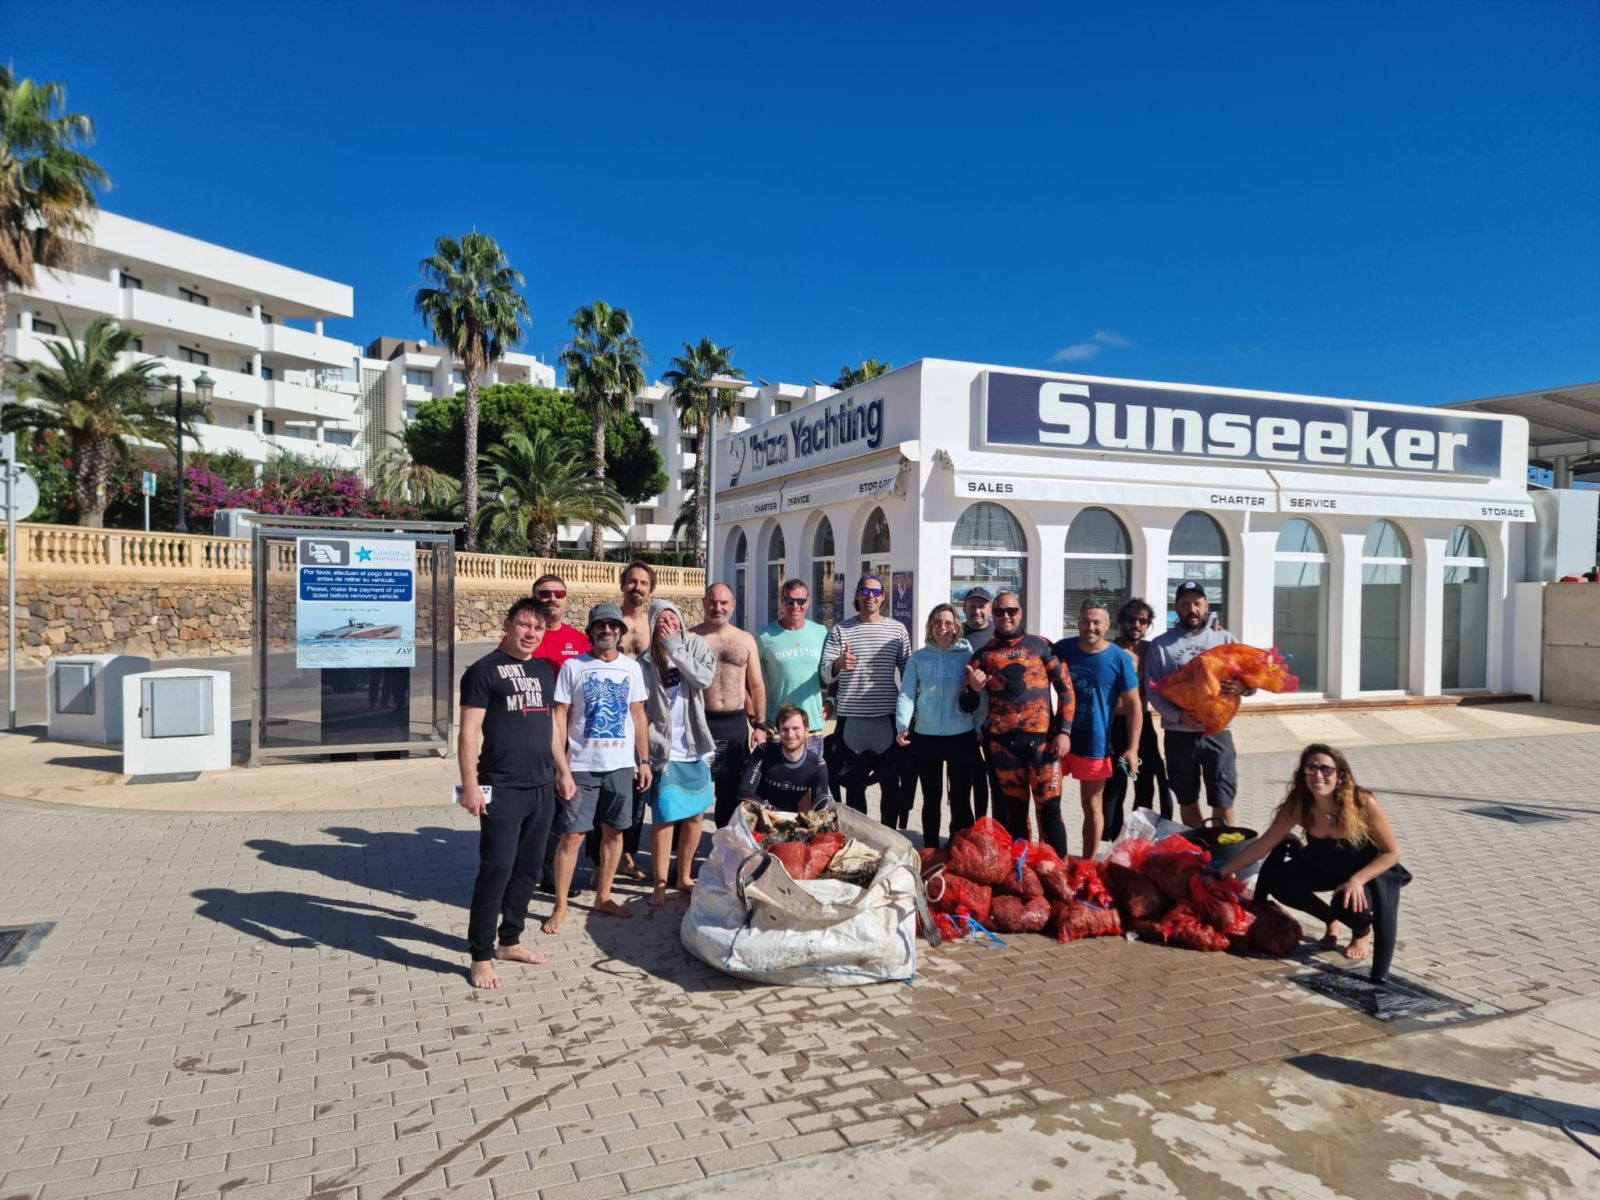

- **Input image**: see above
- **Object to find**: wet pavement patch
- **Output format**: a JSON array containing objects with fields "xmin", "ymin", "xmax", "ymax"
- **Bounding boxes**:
[
  {"xmin": 1463, "ymin": 805, "xmax": 1569, "ymax": 825},
  {"xmin": 128, "ymin": 772, "xmax": 200, "ymax": 784},
  {"xmin": 1291, "ymin": 964, "xmax": 1469, "ymax": 1022}
]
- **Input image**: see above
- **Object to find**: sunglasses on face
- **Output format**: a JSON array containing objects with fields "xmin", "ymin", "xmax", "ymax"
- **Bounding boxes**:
[
  {"xmin": 1127, "ymin": 616, "xmax": 1152, "ymax": 626},
  {"xmin": 535, "ymin": 589, "xmax": 566, "ymax": 600},
  {"xmin": 1304, "ymin": 764, "xmax": 1338, "ymax": 777},
  {"xmin": 782, "ymin": 597, "xmax": 810, "ymax": 606},
  {"xmin": 994, "ymin": 606, "xmax": 1021, "ymax": 617},
  {"xmin": 858, "ymin": 586, "xmax": 883, "ymax": 596}
]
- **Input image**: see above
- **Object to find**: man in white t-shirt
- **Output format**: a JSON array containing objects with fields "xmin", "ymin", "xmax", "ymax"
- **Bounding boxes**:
[{"xmin": 544, "ymin": 604, "xmax": 651, "ymax": 933}]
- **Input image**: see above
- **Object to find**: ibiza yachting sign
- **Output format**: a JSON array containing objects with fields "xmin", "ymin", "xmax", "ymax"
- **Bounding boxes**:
[{"xmin": 980, "ymin": 372, "xmax": 1503, "ymax": 476}]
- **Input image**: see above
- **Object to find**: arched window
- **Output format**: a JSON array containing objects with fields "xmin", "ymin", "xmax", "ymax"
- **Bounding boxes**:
[
  {"xmin": 811, "ymin": 517, "xmax": 838, "ymax": 629},
  {"xmin": 1273, "ymin": 519, "xmax": 1328, "ymax": 692},
  {"xmin": 951, "ymin": 502, "xmax": 1027, "ymax": 608},
  {"xmin": 860, "ymin": 506, "xmax": 892, "ymax": 582},
  {"xmin": 1063, "ymin": 507, "xmax": 1132, "ymax": 628},
  {"xmin": 765, "ymin": 527, "xmax": 787, "ymax": 626},
  {"xmin": 1442, "ymin": 525, "xmax": 1488, "ymax": 690},
  {"xmin": 1360, "ymin": 520, "xmax": 1411, "ymax": 691},
  {"xmin": 731, "ymin": 529, "xmax": 748, "ymax": 624},
  {"xmin": 1167, "ymin": 512, "xmax": 1229, "ymax": 630}
]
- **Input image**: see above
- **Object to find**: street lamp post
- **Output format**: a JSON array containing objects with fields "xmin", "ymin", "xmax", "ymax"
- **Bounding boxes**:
[
  {"xmin": 148, "ymin": 371, "xmax": 214, "ymax": 533},
  {"xmin": 701, "ymin": 375, "xmax": 746, "ymax": 584}
]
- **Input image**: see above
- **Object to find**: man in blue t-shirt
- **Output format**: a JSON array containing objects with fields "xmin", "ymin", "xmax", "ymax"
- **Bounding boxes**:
[{"xmin": 1053, "ymin": 598, "xmax": 1142, "ymax": 860}]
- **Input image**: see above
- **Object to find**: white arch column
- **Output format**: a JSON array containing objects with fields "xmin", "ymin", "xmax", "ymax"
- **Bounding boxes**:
[
  {"xmin": 1328, "ymin": 525, "xmax": 1365, "ymax": 699},
  {"xmin": 1413, "ymin": 527, "xmax": 1448, "ymax": 697}
]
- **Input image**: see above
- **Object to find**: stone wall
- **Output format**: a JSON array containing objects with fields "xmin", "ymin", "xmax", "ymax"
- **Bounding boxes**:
[{"xmin": 0, "ymin": 578, "xmax": 705, "ymax": 667}]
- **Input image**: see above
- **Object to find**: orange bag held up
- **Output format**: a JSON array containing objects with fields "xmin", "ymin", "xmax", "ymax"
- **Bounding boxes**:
[{"xmin": 1149, "ymin": 644, "xmax": 1300, "ymax": 734}]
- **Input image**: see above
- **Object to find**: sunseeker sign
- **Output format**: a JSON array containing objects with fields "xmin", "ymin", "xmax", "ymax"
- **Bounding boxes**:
[{"xmin": 980, "ymin": 372, "xmax": 1502, "ymax": 476}]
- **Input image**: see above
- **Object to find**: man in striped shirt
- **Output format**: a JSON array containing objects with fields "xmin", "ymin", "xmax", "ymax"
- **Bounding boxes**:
[{"xmin": 819, "ymin": 572, "xmax": 912, "ymax": 823}]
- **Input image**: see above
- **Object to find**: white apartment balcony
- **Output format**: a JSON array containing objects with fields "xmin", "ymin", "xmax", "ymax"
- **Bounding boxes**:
[
  {"xmin": 192, "ymin": 422, "xmax": 273, "ymax": 463},
  {"xmin": 266, "ymin": 379, "xmax": 356, "ymax": 422},
  {"xmin": 138, "ymin": 357, "xmax": 266, "ymax": 408},
  {"xmin": 126, "ymin": 288, "xmax": 260, "ymax": 348},
  {"xmin": 4, "ymin": 328, "xmax": 71, "ymax": 367},
  {"xmin": 264, "ymin": 323, "xmax": 355, "ymax": 368},
  {"xmin": 13, "ymin": 268, "xmax": 122, "ymax": 318}
]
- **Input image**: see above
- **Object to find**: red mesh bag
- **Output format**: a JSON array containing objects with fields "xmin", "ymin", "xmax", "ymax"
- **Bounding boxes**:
[
  {"xmin": 948, "ymin": 828, "xmax": 1012, "ymax": 885},
  {"xmin": 1150, "ymin": 902, "xmax": 1231, "ymax": 951},
  {"xmin": 1148, "ymin": 644, "xmax": 1300, "ymax": 735},
  {"xmin": 1188, "ymin": 872, "xmax": 1251, "ymax": 935},
  {"xmin": 1103, "ymin": 862, "xmax": 1169, "ymax": 921},
  {"xmin": 1012, "ymin": 839, "xmax": 1062, "ymax": 870},
  {"xmin": 1064, "ymin": 857, "xmax": 1114, "ymax": 908},
  {"xmin": 927, "ymin": 873, "xmax": 993, "ymax": 926},
  {"xmin": 919, "ymin": 846, "xmax": 950, "ymax": 876},
  {"xmin": 768, "ymin": 840, "xmax": 815, "ymax": 880},
  {"xmin": 806, "ymin": 832, "xmax": 847, "ymax": 876},
  {"xmin": 1142, "ymin": 836, "xmax": 1211, "ymax": 901},
  {"xmin": 1246, "ymin": 900, "xmax": 1303, "ymax": 957},
  {"xmin": 932, "ymin": 912, "xmax": 964, "ymax": 941},
  {"xmin": 969, "ymin": 816, "xmax": 1014, "ymax": 853},
  {"xmin": 1052, "ymin": 899, "xmax": 1123, "ymax": 942},
  {"xmin": 1036, "ymin": 857, "xmax": 1071, "ymax": 902},
  {"xmin": 989, "ymin": 894, "xmax": 1051, "ymax": 934},
  {"xmin": 1105, "ymin": 836, "xmax": 1157, "ymax": 872},
  {"xmin": 993, "ymin": 862, "xmax": 1044, "ymax": 900}
]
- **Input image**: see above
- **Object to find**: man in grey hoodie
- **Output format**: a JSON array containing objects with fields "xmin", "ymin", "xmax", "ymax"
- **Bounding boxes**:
[{"xmin": 637, "ymin": 599, "xmax": 718, "ymax": 904}]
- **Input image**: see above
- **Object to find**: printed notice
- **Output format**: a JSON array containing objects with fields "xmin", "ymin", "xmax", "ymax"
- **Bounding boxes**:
[{"xmin": 295, "ymin": 537, "xmax": 417, "ymax": 668}]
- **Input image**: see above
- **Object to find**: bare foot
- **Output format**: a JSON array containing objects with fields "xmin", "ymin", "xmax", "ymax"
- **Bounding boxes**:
[
  {"xmin": 594, "ymin": 898, "xmax": 632, "ymax": 919},
  {"xmin": 541, "ymin": 906, "xmax": 568, "ymax": 935},
  {"xmin": 1345, "ymin": 930, "xmax": 1373, "ymax": 961},
  {"xmin": 1317, "ymin": 925, "xmax": 1342, "ymax": 951},
  {"xmin": 495, "ymin": 944, "xmax": 548, "ymax": 966},
  {"xmin": 675, "ymin": 878, "xmax": 696, "ymax": 893},
  {"xmin": 469, "ymin": 961, "xmax": 501, "ymax": 989},
  {"xmin": 618, "ymin": 857, "xmax": 649, "ymax": 881},
  {"xmin": 649, "ymin": 883, "xmax": 668, "ymax": 909}
]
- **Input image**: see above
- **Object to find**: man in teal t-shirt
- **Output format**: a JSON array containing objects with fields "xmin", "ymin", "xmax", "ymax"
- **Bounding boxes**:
[{"xmin": 756, "ymin": 578, "xmax": 829, "ymax": 752}]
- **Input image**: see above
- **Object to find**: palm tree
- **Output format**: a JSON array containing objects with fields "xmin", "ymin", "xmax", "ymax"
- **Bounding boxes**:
[
  {"xmin": 662, "ymin": 338, "xmax": 743, "ymax": 568},
  {"xmin": 832, "ymin": 357, "xmax": 892, "ymax": 390},
  {"xmin": 0, "ymin": 68, "xmax": 109, "ymax": 344},
  {"xmin": 3, "ymin": 316, "xmax": 204, "ymax": 527},
  {"xmin": 475, "ymin": 428, "xmax": 627, "ymax": 558},
  {"xmin": 370, "ymin": 431, "xmax": 460, "ymax": 509},
  {"xmin": 560, "ymin": 300, "xmax": 646, "ymax": 560},
  {"xmin": 414, "ymin": 231, "xmax": 529, "ymax": 549}
]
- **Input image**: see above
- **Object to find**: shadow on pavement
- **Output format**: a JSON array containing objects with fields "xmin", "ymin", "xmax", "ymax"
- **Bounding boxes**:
[
  {"xmin": 45, "ymin": 752, "xmax": 122, "ymax": 774},
  {"xmin": 244, "ymin": 825, "xmax": 476, "ymax": 908},
  {"xmin": 1288, "ymin": 1052, "xmax": 1600, "ymax": 1135},
  {"xmin": 192, "ymin": 887, "xmax": 460, "ymax": 976}
]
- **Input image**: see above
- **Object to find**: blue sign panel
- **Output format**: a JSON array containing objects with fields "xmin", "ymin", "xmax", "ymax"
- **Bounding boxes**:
[{"xmin": 982, "ymin": 373, "xmax": 1502, "ymax": 476}]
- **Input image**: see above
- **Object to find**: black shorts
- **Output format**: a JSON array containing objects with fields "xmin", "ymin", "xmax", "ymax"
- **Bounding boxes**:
[
  {"xmin": 1163, "ymin": 729, "xmax": 1237, "ymax": 810},
  {"xmin": 706, "ymin": 709, "xmax": 750, "ymax": 778}
]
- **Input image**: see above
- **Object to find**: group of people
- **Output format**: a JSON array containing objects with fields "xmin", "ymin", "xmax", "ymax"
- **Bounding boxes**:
[{"xmin": 459, "ymin": 564, "xmax": 1408, "ymax": 989}]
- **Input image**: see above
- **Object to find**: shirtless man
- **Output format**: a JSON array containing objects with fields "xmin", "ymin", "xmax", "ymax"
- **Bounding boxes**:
[
  {"xmin": 692, "ymin": 582, "xmax": 767, "ymax": 827},
  {"xmin": 618, "ymin": 561, "xmax": 655, "ymax": 660}
]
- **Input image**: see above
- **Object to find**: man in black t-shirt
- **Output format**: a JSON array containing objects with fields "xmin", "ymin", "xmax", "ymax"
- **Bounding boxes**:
[
  {"xmin": 458, "ymin": 597, "xmax": 575, "ymax": 989},
  {"xmin": 739, "ymin": 705, "xmax": 833, "ymax": 813}
]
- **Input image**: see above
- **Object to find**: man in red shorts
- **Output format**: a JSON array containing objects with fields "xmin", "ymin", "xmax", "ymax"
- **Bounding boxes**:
[
  {"xmin": 1053, "ymin": 598, "xmax": 1142, "ymax": 859},
  {"xmin": 958, "ymin": 592, "xmax": 1074, "ymax": 853}
]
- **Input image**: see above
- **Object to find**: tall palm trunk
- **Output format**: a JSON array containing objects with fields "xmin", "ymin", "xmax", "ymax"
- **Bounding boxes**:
[
  {"xmin": 72, "ymin": 432, "xmax": 114, "ymax": 528},
  {"xmin": 690, "ymin": 418, "xmax": 708, "ymax": 568},
  {"xmin": 589, "ymin": 416, "xmax": 607, "ymax": 560},
  {"xmin": 530, "ymin": 519, "xmax": 554, "ymax": 558},
  {"xmin": 462, "ymin": 373, "xmax": 480, "ymax": 550}
]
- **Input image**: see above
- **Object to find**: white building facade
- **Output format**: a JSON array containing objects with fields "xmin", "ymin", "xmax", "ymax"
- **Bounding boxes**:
[{"xmin": 713, "ymin": 359, "xmax": 1535, "ymax": 698}]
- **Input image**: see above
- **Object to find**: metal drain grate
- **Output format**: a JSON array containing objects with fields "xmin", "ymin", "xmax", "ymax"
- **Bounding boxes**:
[
  {"xmin": 0, "ymin": 928, "xmax": 26, "ymax": 964},
  {"xmin": 1463, "ymin": 805, "xmax": 1566, "ymax": 825},
  {"xmin": 128, "ymin": 772, "xmax": 200, "ymax": 785},
  {"xmin": 1292, "ymin": 965, "xmax": 1467, "ymax": 1021}
]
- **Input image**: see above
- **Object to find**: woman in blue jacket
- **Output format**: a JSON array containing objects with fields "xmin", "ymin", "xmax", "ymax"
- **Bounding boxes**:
[{"xmin": 896, "ymin": 603, "xmax": 985, "ymax": 847}]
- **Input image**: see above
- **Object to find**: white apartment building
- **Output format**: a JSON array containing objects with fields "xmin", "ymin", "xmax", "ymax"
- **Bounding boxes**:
[{"xmin": 4, "ymin": 211, "xmax": 365, "ymax": 469}]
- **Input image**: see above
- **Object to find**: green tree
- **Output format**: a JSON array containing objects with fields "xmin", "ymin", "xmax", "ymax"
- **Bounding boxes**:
[
  {"xmin": 561, "ymin": 300, "xmax": 647, "ymax": 560},
  {"xmin": 3, "ymin": 316, "xmax": 206, "ymax": 527},
  {"xmin": 476, "ymin": 428, "xmax": 627, "ymax": 557},
  {"xmin": 832, "ymin": 357, "xmax": 892, "ymax": 390},
  {"xmin": 401, "ymin": 383, "xmax": 665, "ymax": 503},
  {"xmin": 370, "ymin": 431, "xmax": 460, "ymax": 514},
  {"xmin": 0, "ymin": 68, "xmax": 109, "ymax": 343},
  {"xmin": 662, "ymin": 338, "xmax": 743, "ymax": 568},
  {"xmin": 414, "ymin": 231, "xmax": 529, "ymax": 549}
]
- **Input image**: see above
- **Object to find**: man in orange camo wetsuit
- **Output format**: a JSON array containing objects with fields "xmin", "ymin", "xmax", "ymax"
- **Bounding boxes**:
[{"xmin": 958, "ymin": 592, "xmax": 1074, "ymax": 854}]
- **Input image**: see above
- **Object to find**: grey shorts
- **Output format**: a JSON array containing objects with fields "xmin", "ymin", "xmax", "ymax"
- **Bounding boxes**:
[{"xmin": 557, "ymin": 767, "xmax": 636, "ymax": 834}]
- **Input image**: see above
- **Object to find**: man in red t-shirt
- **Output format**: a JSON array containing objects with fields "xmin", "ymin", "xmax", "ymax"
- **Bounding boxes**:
[{"xmin": 531, "ymin": 573, "xmax": 591, "ymax": 896}]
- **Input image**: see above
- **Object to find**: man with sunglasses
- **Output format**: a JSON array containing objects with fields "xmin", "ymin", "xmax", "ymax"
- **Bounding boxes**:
[
  {"xmin": 1144, "ymin": 581, "xmax": 1250, "ymax": 828},
  {"xmin": 959, "ymin": 592, "xmax": 1074, "ymax": 853},
  {"xmin": 530, "ymin": 574, "xmax": 591, "ymax": 670},
  {"xmin": 757, "ymin": 578, "xmax": 829, "ymax": 758},
  {"xmin": 819, "ymin": 572, "xmax": 912, "ymax": 822}
]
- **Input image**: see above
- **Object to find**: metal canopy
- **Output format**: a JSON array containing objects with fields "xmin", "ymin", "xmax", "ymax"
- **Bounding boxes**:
[{"xmin": 1446, "ymin": 381, "xmax": 1600, "ymax": 467}]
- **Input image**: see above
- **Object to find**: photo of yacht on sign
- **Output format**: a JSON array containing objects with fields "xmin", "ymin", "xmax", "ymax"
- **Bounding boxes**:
[{"xmin": 314, "ymin": 620, "xmax": 404, "ymax": 640}]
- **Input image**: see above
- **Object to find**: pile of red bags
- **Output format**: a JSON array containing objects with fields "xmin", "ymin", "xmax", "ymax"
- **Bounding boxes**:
[{"xmin": 768, "ymin": 830, "xmax": 847, "ymax": 881}]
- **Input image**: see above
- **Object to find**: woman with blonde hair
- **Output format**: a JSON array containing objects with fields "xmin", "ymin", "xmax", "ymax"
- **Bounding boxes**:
[
  {"xmin": 895, "ymin": 603, "xmax": 984, "ymax": 847},
  {"xmin": 1213, "ymin": 743, "xmax": 1410, "ymax": 982}
]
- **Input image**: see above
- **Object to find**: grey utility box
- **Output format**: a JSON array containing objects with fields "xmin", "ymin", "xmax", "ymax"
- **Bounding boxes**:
[
  {"xmin": 121, "ymin": 668, "xmax": 231, "ymax": 775},
  {"xmin": 45, "ymin": 654, "xmax": 151, "ymax": 745}
]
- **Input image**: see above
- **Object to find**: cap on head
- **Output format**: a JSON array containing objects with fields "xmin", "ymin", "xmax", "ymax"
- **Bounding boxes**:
[
  {"xmin": 1174, "ymin": 580, "xmax": 1207, "ymax": 601},
  {"xmin": 965, "ymin": 587, "xmax": 992, "ymax": 603},
  {"xmin": 586, "ymin": 601, "xmax": 626, "ymax": 630}
]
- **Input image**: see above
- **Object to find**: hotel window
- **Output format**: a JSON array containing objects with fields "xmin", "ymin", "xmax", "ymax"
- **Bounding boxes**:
[
  {"xmin": 680, "ymin": 435, "xmax": 697, "ymax": 456},
  {"xmin": 178, "ymin": 347, "xmax": 209, "ymax": 365},
  {"xmin": 179, "ymin": 287, "xmax": 209, "ymax": 306},
  {"xmin": 452, "ymin": 369, "xmax": 466, "ymax": 386},
  {"xmin": 1167, "ymin": 512, "xmax": 1230, "ymax": 630},
  {"xmin": 131, "ymin": 338, "xmax": 143, "ymax": 352},
  {"xmin": 260, "ymin": 312, "xmax": 273, "ymax": 324},
  {"xmin": 120, "ymin": 273, "xmax": 143, "ymax": 290},
  {"xmin": 403, "ymin": 403, "xmax": 419, "ymax": 422},
  {"xmin": 732, "ymin": 530, "xmax": 748, "ymax": 621},
  {"xmin": 262, "ymin": 418, "xmax": 275, "ymax": 435},
  {"xmin": 766, "ymin": 527, "xmax": 787, "ymax": 625},
  {"xmin": 811, "ymin": 516, "xmax": 838, "ymax": 629},
  {"xmin": 1063, "ymin": 507, "xmax": 1132, "ymax": 628},
  {"xmin": 260, "ymin": 365, "xmax": 274, "ymax": 381},
  {"xmin": 325, "ymin": 430, "xmax": 355, "ymax": 446},
  {"xmin": 775, "ymin": 398, "xmax": 792, "ymax": 415},
  {"xmin": 951, "ymin": 502, "xmax": 1026, "ymax": 608},
  {"xmin": 1360, "ymin": 520, "xmax": 1411, "ymax": 691},
  {"xmin": 32, "ymin": 318, "xmax": 57, "ymax": 335},
  {"xmin": 1272, "ymin": 519, "xmax": 1328, "ymax": 692},
  {"xmin": 1442, "ymin": 525, "xmax": 1489, "ymax": 690},
  {"xmin": 637, "ymin": 402, "xmax": 656, "ymax": 421},
  {"xmin": 634, "ymin": 507, "xmax": 657, "ymax": 526},
  {"xmin": 404, "ymin": 369, "xmax": 433, "ymax": 387},
  {"xmin": 860, "ymin": 506, "xmax": 893, "ymax": 583}
]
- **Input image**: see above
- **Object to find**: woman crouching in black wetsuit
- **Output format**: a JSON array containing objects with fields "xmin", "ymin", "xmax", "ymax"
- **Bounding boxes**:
[{"xmin": 1213, "ymin": 743, "xmax": 1410, "ymax": 983}]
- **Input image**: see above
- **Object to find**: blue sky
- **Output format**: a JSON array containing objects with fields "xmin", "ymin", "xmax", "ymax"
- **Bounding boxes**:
[{"xmin": 12, "ymin": 2, "xmax": 1598, "ymax": 405}]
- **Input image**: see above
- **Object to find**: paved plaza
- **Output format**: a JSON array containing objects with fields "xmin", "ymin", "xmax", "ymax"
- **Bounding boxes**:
[{"xmin": 1, "ymin": 711, "xmax": 1599, "ymax": 1198}]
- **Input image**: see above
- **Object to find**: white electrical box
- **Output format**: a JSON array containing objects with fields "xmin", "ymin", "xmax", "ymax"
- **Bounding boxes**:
[
  {"xmin": 45, "ymin": 654, "xmax": 151, "ymax": 744},
  {"xmin": 212, "ymin": 508, "xmax": 257, "ymax": 538},
  {"xmin": 121, "ymin": 668, "xmax": 232, "ymax": 775}
]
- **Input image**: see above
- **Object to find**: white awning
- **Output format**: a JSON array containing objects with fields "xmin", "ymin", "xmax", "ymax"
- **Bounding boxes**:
[
  {"xmin": 1278, "ymin": 491, "xmax": 1535, "ymax": 522},
  {"xmin": 951, "ymin": 472, "xmax": 1276, "ymax": 512},
  {"xmin": 781, "ymin": 467, "xmax": 905, "ymax": 512},
  {"xmin": 716, "ymin": 494, "xmax": 783, "ymax": 524}
]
